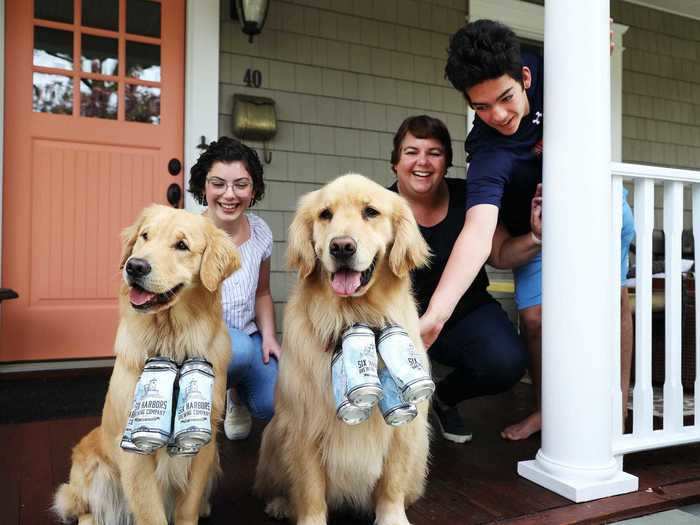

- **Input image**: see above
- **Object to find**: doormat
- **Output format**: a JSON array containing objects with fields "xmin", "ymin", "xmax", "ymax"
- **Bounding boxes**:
[{"xmin": 627, "ymin": 387, "xmax": 695, "ymax": 418}]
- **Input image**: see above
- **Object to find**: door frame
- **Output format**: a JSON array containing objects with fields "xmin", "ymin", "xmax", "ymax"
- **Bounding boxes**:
[{"xmin": 0, "ymin": 0, "xmax": 219, "ymax": 372}]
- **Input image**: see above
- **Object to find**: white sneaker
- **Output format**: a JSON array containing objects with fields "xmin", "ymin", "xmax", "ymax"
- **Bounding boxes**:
[{"xmin": 224, "ymin": 388, "xmax": 252, "ymax": 440}]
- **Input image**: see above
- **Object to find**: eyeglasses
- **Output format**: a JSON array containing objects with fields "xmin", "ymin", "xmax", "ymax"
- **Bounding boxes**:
[{"xmin": 206, "ymin": 176, "xmax": 253, "ymax": 194}]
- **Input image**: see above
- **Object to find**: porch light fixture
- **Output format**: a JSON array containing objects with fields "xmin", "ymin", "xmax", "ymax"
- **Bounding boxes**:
[{"xmin": 232, "ymin": 0, "xmax": 269, "ymax": 43}]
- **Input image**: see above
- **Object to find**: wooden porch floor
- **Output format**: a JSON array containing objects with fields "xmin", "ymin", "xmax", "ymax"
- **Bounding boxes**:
[{"xmin": 2, "ymin": 375, "xmax": 700, "ymax": 525}]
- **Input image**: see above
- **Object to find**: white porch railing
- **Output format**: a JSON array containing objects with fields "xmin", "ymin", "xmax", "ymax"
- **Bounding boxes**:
[{"xmin": 611, "ymin": 162, "xmax": 700, "ymax": 456}]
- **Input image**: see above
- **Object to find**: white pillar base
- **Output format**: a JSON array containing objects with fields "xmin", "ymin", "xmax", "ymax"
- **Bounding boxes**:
[{"xmin": 518, "ymin": 458, "xmax": 638, "ymax": 503}]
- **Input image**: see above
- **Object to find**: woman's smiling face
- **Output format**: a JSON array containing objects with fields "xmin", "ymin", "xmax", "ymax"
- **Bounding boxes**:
[
  {"xmin": 393, "ymin": 133, "xmax": 447, "ymax": 199},
  {"xmin": 204, "ymin": 161, "xmax": 255, "ymax": 226}
]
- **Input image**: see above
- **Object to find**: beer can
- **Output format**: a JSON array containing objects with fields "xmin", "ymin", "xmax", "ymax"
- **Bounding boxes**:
[
  {"xmin": 173, "ymin": 358, "xmax": 214, "ymax": 451},
  {"xmin": 166, "ymin": 435, "xmax": 199, "ymax": 457},
  {"xmin": 376, "ymin": 325, "xmax": 435, "ymax": 404},
  {"xmin": 378, "ymin": 364, "xmax": 417, "ymax": 426},
  {"xmin": 131, "ymin": 357, "xmax": 178, "ymax": 453},
  {"xmin": 341, "ymin": 324, "xmax": 382, "ymax": 408},
  {"xmin": 120, "ymin": 378, "xmax": 149, "ymax": 454},
  {"xmin": 332, "ymin": 349, "xmax": 371, "ymax": 425}
]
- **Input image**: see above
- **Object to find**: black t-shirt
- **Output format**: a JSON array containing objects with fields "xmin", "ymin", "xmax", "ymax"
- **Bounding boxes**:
[
  {"xmin": 465, "ymin": 51, "xmax": 544, "ymax": 236},
  {"xmin": 389, "ymin": 178, "xmax": 493, "ymax": 326}
]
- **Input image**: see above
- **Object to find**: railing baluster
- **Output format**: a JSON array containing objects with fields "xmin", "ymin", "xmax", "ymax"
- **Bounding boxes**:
[
  {"xmin": 633, "ymin": 179, "xmax": 655, "ymax": 436},
  {"xmin": 612, "ymin": 176, "xmax": 623, "ymax": 436},
  {"xmin": 693, "ymin": 185, "xmax": 700, "ymax": 428},
  {"xmin": 663, "ymin": 181, "xmax": 684, "ymax": 432}
]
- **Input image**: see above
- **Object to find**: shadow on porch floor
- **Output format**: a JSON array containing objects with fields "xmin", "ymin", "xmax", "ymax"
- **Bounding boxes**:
[{"xmin": 1, "ymin": 372, "xmax": 700, "ymax": 524}]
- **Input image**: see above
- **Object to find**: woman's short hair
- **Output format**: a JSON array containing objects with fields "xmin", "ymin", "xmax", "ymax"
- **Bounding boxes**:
[
  {"xmin": 188, "ymin": 136, "xmax": 265, "ymax": 207},
  {"xmin": 391, "ymin": 115, "xmax": 453, "ymax": 173}
]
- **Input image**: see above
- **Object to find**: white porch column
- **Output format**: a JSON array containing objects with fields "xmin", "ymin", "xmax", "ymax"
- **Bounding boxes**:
[{"xmin": 517, "ymin": 0, "xmax": 638, "ymax": 502}]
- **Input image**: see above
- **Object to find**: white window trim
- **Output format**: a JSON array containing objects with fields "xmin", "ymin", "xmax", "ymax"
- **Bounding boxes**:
[
  {"xmin": 467, "ymin": 0, "xmax": 627, "ymax": 160},
  {"xmin": 184, "ymin": 0, "xmax": 220, "ymax": 213}
]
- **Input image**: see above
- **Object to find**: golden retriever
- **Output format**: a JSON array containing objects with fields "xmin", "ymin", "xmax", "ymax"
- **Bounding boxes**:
[
  {"xmin": 255, "ymin": 174, "xmax": 431, "ymax": 525},
  {"xmin": 53, "ymin": 205, "xmax": 239, "ymax": 525}
]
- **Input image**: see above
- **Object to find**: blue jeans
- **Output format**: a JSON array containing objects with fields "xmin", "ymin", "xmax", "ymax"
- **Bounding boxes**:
[
  {"xmin": 428, "ymin": 301, "xmax": 528, "ymax": 407},
  {"xmin": 226, "ymin": 328, "xmax": 278, "ymax": 421}
]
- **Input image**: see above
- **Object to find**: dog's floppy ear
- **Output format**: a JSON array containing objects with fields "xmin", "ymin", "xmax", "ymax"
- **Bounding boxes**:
[
  {"xmin": 287, "ymin": 191, "xmax": 318, "ymax": 278},
  {"xmin": 120, "ymin": 206, "xmax": 150, "ymax": 269},
  {"xmin": 201, "ymin": 222, "xmax": 241, "ymax": 292},
  {"xmin": 389, "ymin": 195, "xmax": 431, "ymax": 278}
]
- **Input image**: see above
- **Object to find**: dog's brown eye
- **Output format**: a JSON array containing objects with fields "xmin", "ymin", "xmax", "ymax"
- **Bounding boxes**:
[
  {"xmin": 319, "ymin": 208, "xmax": 333, "ymax": 221},
  {"xmin": 363, "ymin": 206, "xmax": 380, "ymax": 219},
  {"xmin": 175, "ymin": 240, "xmax": 189, "ymax": 251},
  {"xmin": 141, "ymin": 232, "xmax": 148, "ymax": 241}
]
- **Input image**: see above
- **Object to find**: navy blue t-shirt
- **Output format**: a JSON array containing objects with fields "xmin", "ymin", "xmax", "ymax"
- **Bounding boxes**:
[
  {"xmin": 465, "ymin": 52, "xmax": 544, "ymax": 236},
  {"xmin": 389, "ymin": 179, "xmax": 493, "ymax": 326}
]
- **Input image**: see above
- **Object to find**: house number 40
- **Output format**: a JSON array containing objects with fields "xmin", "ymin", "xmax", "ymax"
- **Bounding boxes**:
[{"xmin": 244, "ymin": 68, "xmax": 262, "ymax": 88}]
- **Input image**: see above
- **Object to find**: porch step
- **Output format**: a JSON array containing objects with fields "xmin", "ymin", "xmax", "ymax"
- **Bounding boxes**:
[{"xmin": 613, "ymin": 506, "xmax": 700, "ymax": 524}]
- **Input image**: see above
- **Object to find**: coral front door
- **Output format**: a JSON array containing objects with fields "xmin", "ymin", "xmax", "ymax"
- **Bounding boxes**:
[{"xmin": 2, "ymin": 0, "xmax": 185, "ymax": 362}]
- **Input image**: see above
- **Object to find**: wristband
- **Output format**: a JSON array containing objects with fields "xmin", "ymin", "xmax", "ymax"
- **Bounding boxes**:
[{"xmin": 531, "ymin": 232, "xmax": 542, "ymax": 246}]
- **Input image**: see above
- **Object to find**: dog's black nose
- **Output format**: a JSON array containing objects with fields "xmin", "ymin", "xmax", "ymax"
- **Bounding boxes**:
[
  {"xmin": 125, "ymin": 258, "xmax": 151, "ymax": 278},
  {"xmin": 330, "ymin": 237, "xmax": 356, "ymax": 260}
]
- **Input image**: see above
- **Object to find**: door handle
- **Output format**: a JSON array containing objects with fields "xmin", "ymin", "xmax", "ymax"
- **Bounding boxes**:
[
  {"xmin": 167, "ymin": 183, "xmax": 182, "ymax": 208},
  {"xmin": 168, "ymin": 158, "xmax": 182, "ymax": 175}
]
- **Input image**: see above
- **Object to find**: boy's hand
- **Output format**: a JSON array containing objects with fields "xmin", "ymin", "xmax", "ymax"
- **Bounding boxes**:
[{"xmin": 531, "ymin": 183, "xmax": 542, "ymax": 241}]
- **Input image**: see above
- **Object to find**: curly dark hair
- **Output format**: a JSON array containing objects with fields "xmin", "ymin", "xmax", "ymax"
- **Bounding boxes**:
[
  {"xmin": 391, "ymin": 115, "xmax": 453, "ymax": 173},
  {"xmin": 188, "ymin": 136, "xmax": 265, "ymax": 207},
  {"xmin": 445, "ymin": 20, "xmax": 523, "ymax": 103}
]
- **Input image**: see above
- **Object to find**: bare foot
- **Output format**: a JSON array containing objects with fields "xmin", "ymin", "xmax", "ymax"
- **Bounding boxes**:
[{"xmin": 501, "ymin": 411, "xmax": 541, "ymax": 440}]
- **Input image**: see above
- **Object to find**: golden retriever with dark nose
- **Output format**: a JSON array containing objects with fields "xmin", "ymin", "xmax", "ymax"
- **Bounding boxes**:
[
  {"xmin": 53, "ymin": 205, "xmax": 239, "ymax": 525},
  {"xmin": 255, "ymin": 174, "xmax": 431, "ymax": 525}
]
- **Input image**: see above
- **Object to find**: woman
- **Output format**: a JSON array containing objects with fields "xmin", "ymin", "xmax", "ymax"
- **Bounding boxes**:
[
  {"xmin": 389, "ymin": 115, "xmax": 529, "ymax": 443},
  {"xmin": 189, "ymin": 137, "xmax": 281, "ymax": 440}
]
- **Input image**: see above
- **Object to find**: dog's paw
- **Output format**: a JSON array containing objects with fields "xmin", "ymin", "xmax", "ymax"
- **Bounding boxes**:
[
  {"xmin": 374, "ymin": 507, "xmax": 411, "ymax": 525},
  {"xmin": 264, "ymin": 497, "xmax": 290, "ymax": 520}
]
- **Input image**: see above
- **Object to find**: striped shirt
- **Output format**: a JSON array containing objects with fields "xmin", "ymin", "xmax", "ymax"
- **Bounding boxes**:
[{"xmin": 221, "ymin": 213, "xmax": 273, "ymax": 335}]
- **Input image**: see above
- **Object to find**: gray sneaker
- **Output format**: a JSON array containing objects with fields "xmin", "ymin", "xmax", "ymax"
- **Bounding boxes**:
[
  {"xmin": 431, "ymin": 399, "xmax": 473, "ymax": 443},
  {"xmin": 224, "ymin": 388, "xmax": 252, "ymax": 440}
]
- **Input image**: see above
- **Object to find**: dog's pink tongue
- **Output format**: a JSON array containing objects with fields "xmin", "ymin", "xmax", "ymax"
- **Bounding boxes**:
[
  {"xmin": 129, "ymin": 287, "xmax": 156, "ymax": 306},
  {"xmin": 331, "ymin": 270, "xmax": 361, "ymax": 296}
]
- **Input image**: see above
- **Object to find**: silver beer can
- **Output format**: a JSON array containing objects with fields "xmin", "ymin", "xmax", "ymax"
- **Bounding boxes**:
[
  {"xmin": 173, "ymin": 358, "xmax": 214, "ymax": 451},
  {"xmin": 332, "ymin": 349, "xmax": 371, "ymax": 425},
  {"xmin": 120, "ymin": 378, "xmax": 149, "ymax": 454},
  {"xmin": 341, "ymin": 324, "xmax": 382, "ymax": 408},
  {"xmin": 131, "ymin": 357, "xmax": 178, "ymax": 453},
  {"xmin": 166, "ymin": 435, "xmax": 199, "ymax": 457},
  {"xmin": 376, "ymin": 325, "xmax": 435, "ymax": 404},
  {"xmin": 378, "ymin": 364, "xmax": 417, "ymax": 426}
]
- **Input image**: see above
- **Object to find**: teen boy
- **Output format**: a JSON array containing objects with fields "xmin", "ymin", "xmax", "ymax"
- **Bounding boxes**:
[{"xmin": 421, "ymin": 19, "xmax": 634, "ymax": 440}]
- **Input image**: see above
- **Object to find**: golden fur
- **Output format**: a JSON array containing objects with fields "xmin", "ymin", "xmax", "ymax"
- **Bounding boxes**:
[
  {"xmin": 255, "ymin": 174, "xmax": 432, "ymax": 525},
  {"xmin": 53, "ymin": 205, "xmax": 239, "ymax": 525}
]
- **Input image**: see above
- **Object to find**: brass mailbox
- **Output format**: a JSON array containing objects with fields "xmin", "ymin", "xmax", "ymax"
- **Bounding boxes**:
[{"xmin": 231, "ymin": 94, "xmax": 277, "ymax": 142}]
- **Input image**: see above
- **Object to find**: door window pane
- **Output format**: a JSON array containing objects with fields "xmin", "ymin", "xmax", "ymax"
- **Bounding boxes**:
[
  {"xmin": 80, "ymin": 79, "xmax": 118, "ymax": 119},
  {"xmin": 34, "ymin": 0, "xmax": 73, "ymax": 24},
  {"xmin": 33, "ymin": 73, "xmax": 73, "ymax": 114},
  {"xmin": 81, "ymin": 35, "xmax": 118, "ymax": 75},
  {"xmin": 34, "ymin": 27, "xmax": 73, "ymax": 70},
  {"xmin": 127, "ymin": 0, "xmax": 161, "ymax": 38},
  {"xmin": 126, "ymin": 42, "xmax": 160, "ymax": 81},
  {"xmin": 126, "ymin": 84, "xmax": 160, "ymax": 124},
  {"xmin": 82, "ymin": 0, "xmax": 118, "ymax": 31}
]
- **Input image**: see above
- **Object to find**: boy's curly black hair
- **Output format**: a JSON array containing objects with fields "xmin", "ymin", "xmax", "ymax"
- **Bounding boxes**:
[
  {"xmin": 188, "ymin": 136, "xmax": 265, "ymax": 207},
  {"xmin": 445, "ymin": 20, "xmax": 524, "ymax": 103}
]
